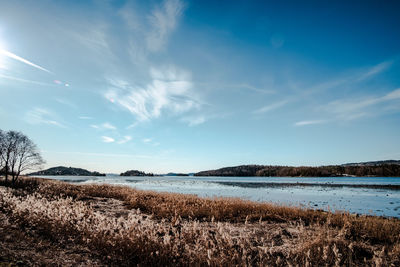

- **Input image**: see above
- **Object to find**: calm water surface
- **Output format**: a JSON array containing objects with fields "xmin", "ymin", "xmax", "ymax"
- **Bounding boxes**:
[{"xmin": 36, "ymin": 175, "xmax": 400, "ymax": 218}]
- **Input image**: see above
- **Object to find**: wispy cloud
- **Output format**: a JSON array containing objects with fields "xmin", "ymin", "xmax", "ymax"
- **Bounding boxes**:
[
  {"xmin": 323, "ymin": 88, "xmax": 400, "ymax": 120},
  {"xmin": 0, "ymin": 48, "xmax": 53, "ymax": 74},
  {"xmin": 126, "ymin": 122, "xmax": 139, "ymax": 129},
  {"xmin": 146, "ymin": 0, "xmax": 184, "ymax": 52},
  {"xmin": 100, "ymin": 135, "xmax": 132, "ymax": 144},
  {"xmin": 101, "ymin": 136, "xmax": 115, "ymax": 143},
  {"xmin": 382, "ymin": 88, "xmax": 400, "ymax": 101},
  {"xmin": 117, "ymin": 135, "xmax": 132, "ymax": 144},
  {"xmin": 55, "ymin": 98, "xmax": 77, "ymax": 109},
  {"xmin": 143, "ymin": 138, "xmax": 152, "ymax": 143},
  {"xmin": 105, "ymin": 66, "xmax": 200, "ymax": 121},
  {"xmin": 79, "ymin": 116, "xmax": 93, "ymax": 120},
  {"xmin": 70, "ymin": 26, "xmax": 109, "ymax": 54},
  {"xmin": 102, "ymin": 122, "xmax": 117, "ymax": 130},
  {"xmin": 181, "ymin": 116, "xmax": 206, "ymax": 126},
  {"xmin": 197, "ymin": 82, "xmax": 275, "ymax": 95},
  {"xmin": 306, "ymin": 60, "xmax": 395, "ymax": 95},
  {"xmin": 25, "ymin": 107, "xmax": 66, "ymax": 128},
  {"xmin": 357, "ymin": 60, "xmax": 393, "ymax": 81},
  {"xmin": 294, "ymin": 120, "xmax": 325, "ymax": 127},
  {"xmin": 0, "ymin": 73, "xmax": 54, "ymax": 86},
  {"xmin": 238, "ymin": 83, "xmax": 276, "ymax": 94},
  {"xmin": 253, "ymin": 100, "xmax": 289, "ymax": 114},
  {"xmin": 142, "ymin": 138, "xmax": 160, "ymax": 146},
  {"xmin": 91, "ymin": 122, "xmax": 117, "ymax": 130}
]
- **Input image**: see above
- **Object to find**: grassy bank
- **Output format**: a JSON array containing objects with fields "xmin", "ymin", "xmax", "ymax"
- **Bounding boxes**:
[{"xmin": 1, "ymin": 177, "xmax": 400, "ymax": 266}]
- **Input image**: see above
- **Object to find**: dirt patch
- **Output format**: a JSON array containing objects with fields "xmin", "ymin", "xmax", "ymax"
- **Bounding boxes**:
[{"xmin": 81, "ymin": 196, "xmax": 131, "ymax": 219}]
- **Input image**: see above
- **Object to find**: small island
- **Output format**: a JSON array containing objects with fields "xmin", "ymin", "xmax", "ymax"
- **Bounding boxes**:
[
  {"xmin": 29, "ymin": 166, "xmax": 106, "ymax": 176},
  {"xmin": 165, "ymin": 172, "xmax": 189, "ymax": 176},
  {"xmin": 120, "ymin": 170, "xmax": 154, "ymax": 176}
]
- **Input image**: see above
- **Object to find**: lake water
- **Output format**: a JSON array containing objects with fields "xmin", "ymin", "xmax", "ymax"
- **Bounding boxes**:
[{"xmin": 36, "ymin": 175, "xmax": 400, "ymax": 218}]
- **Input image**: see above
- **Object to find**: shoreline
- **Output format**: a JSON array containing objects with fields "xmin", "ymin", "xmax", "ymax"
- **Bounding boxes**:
[
  {"xmin": 30, "ymin": 174, "xmax": 400, "ymax": 190},
  {"xmin": 1, "ymin": 176, "xmax": 400, "ymax": 265},
  {"xmin": 29, "ymin": 175, "xmax": 400, "ymax": 218},
  {"xmin": 212, "ymin": 181, "xmax": 400, "ymax": 190}
]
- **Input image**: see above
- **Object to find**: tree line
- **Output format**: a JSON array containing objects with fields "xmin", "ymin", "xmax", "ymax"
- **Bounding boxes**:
[
  {"xmin": 0, "ymin": 129, "xmax": 44, "ymax": 183},
  {"xmin": 195, "ymin": 164, "xmax": 400, "ymax": 177}
]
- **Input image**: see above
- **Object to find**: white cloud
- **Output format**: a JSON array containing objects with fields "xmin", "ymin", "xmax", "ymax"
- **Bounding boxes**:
[
  {"xmin": 357, "ymin": 61, "xmax": 393, "ymax": 81},
  {"xmin": 126, "ymin": 122, "xmax": 139, "ymax": 129},
  {"xmin": 294, "ymin": 120, "xmax": 325, "ymax": 127},
  {"xmin": 323, "ymin": 88, "xmax": 400, "ymax": 120},
  {"xmin": 143, "ymin": 138, "xmax": 152, "ymax": 143},
  {"xmin": 25, "ymin": 107, "xmax": 66, "ymax": 128},
  {"xmin": 142, "ymin": 138, "xmax": 160, "ymax": 146},
  {"xmin": 101, "ymin": 136, "xmax": 115, "ymax": 143},
  {"xmin": 119, "ymin": 2, "xmax": 141, "ymax": 31},
  {"xmin": 102, "ymin": 122, "xmax": 117, "ymax": 130},
  {"xmin": 117, "ymin": 135, "xmax": 132, "ymax": 144},
  {"xmin": 0, "ymin": 74, "xmax": 54, "ymax": 86},
  {"xmin": 79, "ymin": 116, "xmax": 93, "ymax": 120},
  {"xmin": 146, "ymin": 0, "xmax": 184, "ymax": 52},
  {"xmin": 239, "ymin": 83, "xmax": 276, "ymax": 94},
  {"xmin": 382, "ymin": 88, "xmax": 400, "ymax": 101},
  {"xmin": 306, "ymin": 60, "xmax": 395, "ymax": 95},
  {"xmin": 105, "ymin": 66, "xmax": 200, "ymax": 121},
  {"xmin": 91, "ymin": 122, "xmax": 117, "ymax": 130},
  {"xmin": 253, "ymin": 100, "xmax": 289, "ymax": 114},
  {"xmin": 55, "ymin": 98, "xmax": 77, "ymax": 109},
  {"xmin": 71, "ymin": 26, "xmax": 109, "ymax": 53},
  {"xmin": 197, "ymin": 82, "xmax": 275, "ymax": 95},
  {"xmin": 182, "ymin": 116, "xmax": 206, "ymax": 126}
]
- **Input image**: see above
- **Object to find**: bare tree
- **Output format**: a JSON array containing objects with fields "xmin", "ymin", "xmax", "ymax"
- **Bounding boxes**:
[
  {"xmin": 0, "ymin": 130, "xmax": 17, "ymax": 182},
  {"xmin": 0, "ymin": 130, "xmax": 45, "ymax": 183}
]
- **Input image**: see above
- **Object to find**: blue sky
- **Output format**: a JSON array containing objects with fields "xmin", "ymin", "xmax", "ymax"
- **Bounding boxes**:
[{"xmin": 1, "ymin": 0, "xmax": 400, "ymax": 173}]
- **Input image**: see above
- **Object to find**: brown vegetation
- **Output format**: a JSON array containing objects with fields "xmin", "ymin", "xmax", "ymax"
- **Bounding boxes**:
[{"xmin": 1, "ymin": 177, "xmax": 400, "ymax": 266}]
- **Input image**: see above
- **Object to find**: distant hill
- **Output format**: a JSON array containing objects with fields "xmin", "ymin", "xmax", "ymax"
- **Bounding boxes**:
[
  {"xmin": 29, "ymin": 166, "xmax": 106, "ymax": 176},
  {"xmin": 196, "ymin": 165, "xmax": 266, "ymax": 177},
  {"xmin": 120, "ymin": 170, "xmax": 154, "ymax": 176},
  {"xmin": 341, "ymin": 160, "xmax": 400, "ymax": 166},
  {"xmin": 195, "ymin": 160, "xmax": 400, "ymax": 177}
]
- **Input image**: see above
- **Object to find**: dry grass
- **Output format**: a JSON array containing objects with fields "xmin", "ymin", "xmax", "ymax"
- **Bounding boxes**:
[{"xmin": 1, "ymin": 177, "xmax": 400, "ymax": 266}]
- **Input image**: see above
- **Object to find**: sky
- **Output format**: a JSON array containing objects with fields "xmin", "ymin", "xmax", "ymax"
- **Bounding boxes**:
[{"xmin": 0, "ymin": 0, "xmax": 400, "ymax": 174}]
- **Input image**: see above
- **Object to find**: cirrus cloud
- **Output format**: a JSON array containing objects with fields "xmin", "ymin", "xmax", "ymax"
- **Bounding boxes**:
[
  {"xmin": 294, "ymin": 120, "xmax": 325, "ymax": 127},
  {"xmin": 146, "ymin": 0, "xmax": 185, "ymax": 52},
  {"xmin": 25, "ymin": 107, "xmax": 66, "ymax": 128},
  {"xmin": 105, "ymin": 66, "xmax": 201, "ymax": 122}
]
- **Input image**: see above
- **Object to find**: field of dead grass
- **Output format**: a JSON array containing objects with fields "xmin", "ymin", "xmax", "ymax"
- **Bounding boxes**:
[{"xmin": 1, "ymin": 176, "xmax": 399, "ymax": 266}]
